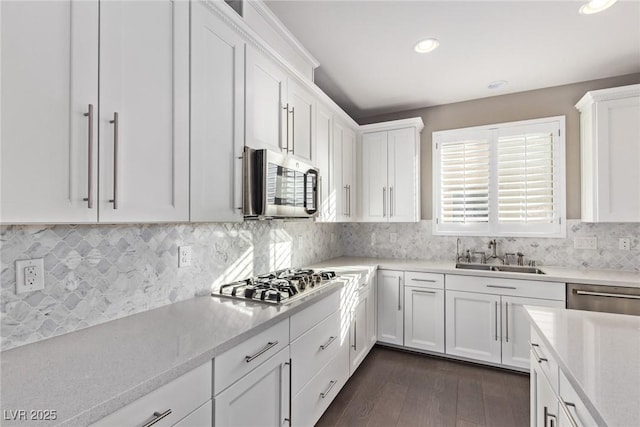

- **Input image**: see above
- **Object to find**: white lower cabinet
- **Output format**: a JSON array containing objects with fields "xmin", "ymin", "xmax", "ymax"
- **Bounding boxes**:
[
  {"xmin": 214, "ymin": 347, "xmax": 291, "ymax": 427},
  {"xmin": 531, "ymin": 355, "xmax": 559, "ymax": 427},
  {"xmin": 445, "ymin": 275, "xmax": 565, "ymax": 369},
  {"xmin": 377, "ymin": 270, "xmax": 404, "ymax": 345},
  {"xmin": 90, "ymin": 362, "xmax": 211, "ymax": 427},
  {"xmin": 350, "ymin": 284, "xmax": 372, "ymax": 373},
  {"xmin": 404, "ymin": 272, "xmax": 445, "ymax": 353},
  {"xmin": 174, "ymin": 400, "xmax": 212, "ymax": 427}
]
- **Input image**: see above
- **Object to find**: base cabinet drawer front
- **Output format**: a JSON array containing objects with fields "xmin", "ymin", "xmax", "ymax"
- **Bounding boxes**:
[
  {"xmin": 559, "ymin": 372, "xmax": 598, "ymax": 427},
  {"xmin": 214, "ymin": 319, "xmax": 289, "ymax": 394},
  {"xmin": 90, "ymin": 362, "xmax": 211, "ymax": 427},
  {"xmin": 404, "ymin": 286, "xmax": 445, "ymax": 353},
  {"xmin": 292, "ymin": 345, "xmax": 349, "ymax": 427},
  {"xmin": 214, "ymin": 347, "xmax": 290, "ymax": 427},
  {"xmin": 291, "ymin": 309, "xmax": 341, "ymax": 395},
  {"xmin": 404, "ymin": 271, "xmax": 444, "ymax": 290},
  {"xmin": 446, "ymin": 274, "xmax": 565, "ymax": 300},
  {"xmin": 173, "ymin": 400, "xmax": 212, "ymax": 427},
  {"xmin": 530, "ymin": 327, "xmax": 560, "ymax": 388},
  {"xmin": 445, "ymin": 290, "xmax": 502, "ymax": 364},
  {"xmin": 290, "ymin": 290, "xmax": 340, "ymax": 341}
]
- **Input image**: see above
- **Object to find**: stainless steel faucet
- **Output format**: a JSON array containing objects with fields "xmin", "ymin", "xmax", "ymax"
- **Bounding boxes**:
[
  {"xmin": 487, "ymin": 239, "xmax": 505, "ymax": 264},
  {"xmin": 517, "ymin": 252, "xmax": 525, "ymax": 266}
]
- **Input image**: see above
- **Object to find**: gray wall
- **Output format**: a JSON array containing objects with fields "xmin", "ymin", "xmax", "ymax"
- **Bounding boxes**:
[{"xmin": 359, "ymin": 73, "xmax": 640, "ymax": 220}]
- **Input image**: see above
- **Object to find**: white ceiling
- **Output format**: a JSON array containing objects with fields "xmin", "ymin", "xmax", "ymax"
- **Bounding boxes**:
[{"xmin": 265, "ymin": 0, "xmax": 640, "ymax": 120}]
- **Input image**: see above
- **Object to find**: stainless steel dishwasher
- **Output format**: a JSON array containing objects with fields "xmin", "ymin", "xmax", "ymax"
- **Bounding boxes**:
[{"xmin": 567, "ymin": 283, "xmax": 640, "ymax": 316}]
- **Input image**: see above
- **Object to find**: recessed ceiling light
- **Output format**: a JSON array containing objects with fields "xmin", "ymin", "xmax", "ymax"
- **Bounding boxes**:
[
  {"xmin": 579, "ymin": 0, "xmax": 617, "ymax": 14},
  {"xmin": 414, "ymin": 38, "xmax": 440, "ymax": 53},
  {"xmin": 488, "ymin": 80, "xmax": 508, "ymax": 90}
]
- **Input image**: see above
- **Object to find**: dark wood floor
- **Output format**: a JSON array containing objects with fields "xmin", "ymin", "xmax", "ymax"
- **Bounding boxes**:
[{"xmin": 317, "ymin": 346, "xmax": 530, "ymax": 427}]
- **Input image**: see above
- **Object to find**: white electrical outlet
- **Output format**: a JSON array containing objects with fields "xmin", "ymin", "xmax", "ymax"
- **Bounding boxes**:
[
  {"xmin": 390, "ymin": 233, "xmax": 398, "ymax": 243},
  {"xmin": 619, "ymin": 237, "xmax": 631, "ymax": 251},
  {"xmin": 574, "ymin": 237, "xmax": 597, "ymax": 250},
  {"xmin": 15, "ymin": 258, "xmax": 44, "ymax": 294},
  {"xmin": 179, "ymin": 246, "xmax": 192, "ymax": 267}
]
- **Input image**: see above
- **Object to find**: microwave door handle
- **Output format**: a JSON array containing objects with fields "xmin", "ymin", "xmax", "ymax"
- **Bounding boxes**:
[{"xmin": 304, "ymin": 169, "xmax": 318, "ymax": 215}]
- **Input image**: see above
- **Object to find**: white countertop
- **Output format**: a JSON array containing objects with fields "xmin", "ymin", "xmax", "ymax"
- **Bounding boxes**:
[
  {"xmin": 311, "ymin": 256, "xmax": 640, "ymax": 288},
  {"xmin": 0, "ymin": 281, "xmax": 345, "ymax": 427},
  {"xmin": 525, "ymin": 306, "xmax": 640, "ymax": 427}
]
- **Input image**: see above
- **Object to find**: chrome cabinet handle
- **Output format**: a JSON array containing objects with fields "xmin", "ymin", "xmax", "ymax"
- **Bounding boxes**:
[
  {"xmin": 82, "ymin": 104, "xmax": 94, "ymax": 209},
  {"xmin": 142, "ymin": 409, "xmax": 172, "ymax": 427},
  {"xmin": 529, "ymin": 342, "xmax": 548, "ymax": 363},
  {"xmin": 543, "ymin": 406, "xmax": 557, "ymax": 427},
  {"xmin": 282, "ymin": 103, "xmax": 289, "ymax": 152},
  {"xmin": 411, "ymin": 278, "xmax": 436, "ymax": 283},
  {"xmin": 560, "ymin": 402, "xmax": 579, "ymax": 427},
  {"xmin": 283, "ymin": 359, "xmax": 292, "ymax": 425},
  {"xmin": 108, "ymin": 112, "xmax": 119, "ymax": 209},
  {"xmin": 347, "ymin": 185, "xmax": 351, "ymax": 216},
  {"xmin": 505, "ymin": 302, "xmax": 509, "ymax": 342},
  {"xmin": 412, "ymin": 289, "xmax": 436, "ymax": 295},
  {"xmin": 383, "ymin": 187, "xmax": 386, "ymax": 217},
  {"xmin": 352, "ymin": 318, "xmax": 357, "ymax": 350},
  {"xmin": 486, "ymin": 284, "xmax": 517, "ymax": 290},
  {"xmin": 390, "ymin": 186, "xmax": 393, "ymax": 217},
  {"xmin": 397, "ymin": 277, "xmax": 402, "ymax": 310},
  {"xmin": 320, "ymin": 380, "xmax": 337, "ymax": 399},
  {"xmin": 245, "ymin": 341, "xmax": 278, "ymax": 363},
  {"xmin": 320, "ymin": 336, "xmax": 336, "ymax": 350},
  {"xmin": 494, "ymin": 301, "xmax": 498, "ymax": 341},
  {"xmin": 575, "ymin": 290, "xmax": 640, "ymax": 300},
  {"xmin": 289, "ymin": 106, "xmax": 295, "ymax": 153},
  {"xmin": 343, "ymin": 186, "xmax": 349, "ymax": 216}
]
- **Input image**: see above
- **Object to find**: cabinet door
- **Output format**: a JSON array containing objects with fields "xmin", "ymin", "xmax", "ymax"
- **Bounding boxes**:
[
  {"xmin": 404, "ymin": 286, "xmax": 445, "ymax": 353},
  {"xmin": 342, "ymin": 126, "xmax": 357, "ymax": 220},
  {"xmin": 445, "ymin": 290, "xmax": 501, "ymax": 364},
  {"xmin": 1, "ymin": 0, "xmax": 99, "ymax": 223},
  {"xmin": 315, "ymin": 103, "xmax": 333, "ymax": 221},
  {"xmin": 350, "ymin": 288, "xmax": 370, "ymax": 374},
  {"xmin": 361, "ymin": 131, "xmax": 388, "ymax": 222},
  {"xmin": 531, "ymin": 358, "xmax": 559, "ymax": 427},
  {"xmin": 595, "ymin": 96, "xmax": 640, "ymax": 222},
  {"xmin": 377, "ymin": 270, "xmax": 404, "ymax": 345},
  {"xmin": 388, "ymin": 127, "xmax": 420, "ymax": 222},
  {"xmin": 245, "ymin": 46, "xmax": 287, "ymax": 153},
  {"xmin": 502, "ymin": 296, "xmax": 564, "ymax": 370},
  {"xmin": 367, "ymin": 274, "xmax": 378, "ymax": 350},
  {"xmin": 288, "ymin": 79, "xmax": 314, "ymax": 162},
  {"xmin": 215, "ymin": 347, "xmax": 290, "ymax": 427},
  {"xmin": 332, "ymin": 120, "xmax": 345, "ymax": 220},
  {"xmin": 99, "ymin": 0, "xmax": 189, "ymax": 222},
  {"xmin": 190, "ymin": 1, "xmax": 244, "ymax": 222}
]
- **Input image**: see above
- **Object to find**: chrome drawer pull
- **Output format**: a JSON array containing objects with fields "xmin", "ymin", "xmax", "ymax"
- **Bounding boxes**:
[
  {"xmin": 320, "ymin": 336, "xmax": 336, "ymax": 350},
  {"xmin": 412, "ymin": 290, "xmax": 436, "ymax": 295},
  {"xmin": 411, "ymin": 278, "xmax": 436, "ymax": 283},
  {"xmin": 561, "ymin": 402, "xmax": 579, "ymax": 427},
  {"xmin": 529, "ymin": 342, "xmax": 548, "ymax": 363},
  {"xmin": 108, "ymin": 112, "xmax": 119, "ymax": 209},
  {"xmin": 142, "ymin": 409, "xmax": 172, "ymax": 427},
  {"xmin": 320, "ymin": 380, "xmax": 337, "ymax": 399},
  {"xmin": 486, "ymin": 284, "xmax": 517, "ymax": 290},
  {"xmin": 575, "ymin": 290, "xmax": 640, "ymax": 300},
  {"xmin": 245, "ymin": 341, "xmax": 279, "ymax": 363}
]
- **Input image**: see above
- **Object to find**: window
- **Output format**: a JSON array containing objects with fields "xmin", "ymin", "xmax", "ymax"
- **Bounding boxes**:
[{"xmin": 433, "ymin": 116, "xmax": 566, "ymax": 237}]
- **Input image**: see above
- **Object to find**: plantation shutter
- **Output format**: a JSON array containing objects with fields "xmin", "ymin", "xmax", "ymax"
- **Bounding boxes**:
[{"xmin": 439, "ymin": 138, "xmax": 490, "ymax": 223}]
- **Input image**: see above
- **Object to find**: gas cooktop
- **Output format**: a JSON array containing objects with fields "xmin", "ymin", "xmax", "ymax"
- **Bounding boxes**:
[{"xmin": 214, "ymin": 268, "xmax": 338, "ymax": 305}]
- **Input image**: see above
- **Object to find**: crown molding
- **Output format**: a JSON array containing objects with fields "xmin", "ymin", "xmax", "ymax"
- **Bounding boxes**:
[
  {"xmin": 359, "ymin": 117, "xmax": 425, "ymax": 134},
  {"xmin": 575, "ymin": 84, "xmax": 640, "ymax": 111}
]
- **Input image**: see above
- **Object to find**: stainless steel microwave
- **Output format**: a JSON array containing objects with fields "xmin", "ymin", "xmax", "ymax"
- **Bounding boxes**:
[{"xmin": 243, "ymin": 147, "xmax": 319, "ymax": 219}]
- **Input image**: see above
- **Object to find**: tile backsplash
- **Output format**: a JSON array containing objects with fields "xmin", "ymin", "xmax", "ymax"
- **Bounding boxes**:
[
  {"xmin": 0, "ymin": 221, "xmax": 342, "ymax": 351},
  {"xmin": 341, "ymin": 220, "xmax": 640, "ymax": 271},
  {"xmin": 1, "ymin": 219, "xmax": 638, "ymax": 351}
]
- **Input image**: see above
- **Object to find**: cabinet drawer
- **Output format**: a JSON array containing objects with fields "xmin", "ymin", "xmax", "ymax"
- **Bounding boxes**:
[
  {"xmin": 291, "ymin": 309, "xmax": 341, "ymax": 395},
  {"xmin": 173, "ymin": 400, "xmax": 212, "ymax": 427},
  {"xmin": 529, "ymin": 327, "xmax": 559, "ymax": 389},
  {"xmin": 292, "ymin": 345, "xmax": 349, "ymax": 427},
  {"xmin": 290, "ymin": 289, "xmax": 340, "ymax": 341},
  {"xmin": 90, "ymin": 362, "xmax": 211, "ymax": 427},
  {"xmin": 405, "ymin": 271, "xmax": 444, "ymax": 289},
  {"xmin": 214, "ymin": 318, "xmax": 289, "ymax": 394},
  {"xmin": 446, "ymin": 274, "xmax": 565, "ymax": 300}
]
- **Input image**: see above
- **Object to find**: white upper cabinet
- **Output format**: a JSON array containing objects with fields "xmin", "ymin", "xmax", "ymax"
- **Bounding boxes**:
[
  {"xmin": 287, "ymin": 79, "xmax": 315, "ymax": 162},
  {"xmin": 1, "ymin": 0, "xmax": 189, "ymax": 224},
  {"xmin": 315, "ymin": 103, "xmax": 333, "ymax": 221},
  {"xmin": 360, "ymin": 118, "xmax": 423, "ymax": 223},
  {"xmin": 1, "ymin": 0, "xmax": 99, "ymax": 223},
  {"xmin": 576, "ymin": 84, "xmax": 640, "ymax": 222},
  {"xmin": 99, "ymin": 0, "xmax": 189, "ymax": 223},
  {"xmin": 332, "ymin": 119, "xmax": 357, "ymax": 221},
  {"xmin": 190, "ymin": 1, "xmax": 245, "ymax": 222}
]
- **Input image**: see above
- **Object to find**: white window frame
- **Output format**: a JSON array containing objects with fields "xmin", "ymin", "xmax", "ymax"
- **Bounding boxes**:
[{"xmin": 432, "ymin": 116, "xmax": 566, "ymax": 238}]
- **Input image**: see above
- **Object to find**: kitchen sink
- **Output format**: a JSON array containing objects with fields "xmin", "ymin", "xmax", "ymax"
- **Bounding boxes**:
[{"xmin": 455, "ymin": 263, "xmax": 545, "ymax": 274}]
